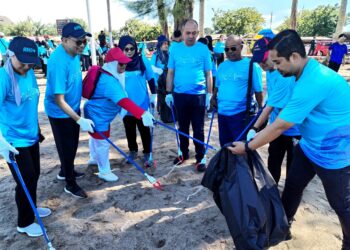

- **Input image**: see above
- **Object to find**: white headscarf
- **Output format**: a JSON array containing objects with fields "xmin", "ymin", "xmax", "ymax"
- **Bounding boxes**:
[
  {"xmin": 4, "ymin": 50, "xmax": 21, "ymax": 106},
  {"xmin": 102, "ymin": 61, "xmax": 128, "ymax": 118}
]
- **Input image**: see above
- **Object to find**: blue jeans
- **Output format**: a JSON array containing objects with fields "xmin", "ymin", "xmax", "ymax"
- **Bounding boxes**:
[
  {"xmin": 218, "ymin": 111, "xmax": 246, "ymax": 147},
  {"xmin": 173, "ymin": 92, "xmax": 205, "ymax": 162},
  {"xmin": 282, "ymin": 144, "xmax": 350, "ymax": 249}
]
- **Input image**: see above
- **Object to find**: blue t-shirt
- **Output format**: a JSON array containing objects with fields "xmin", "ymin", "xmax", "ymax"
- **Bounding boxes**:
[
  {"xmin": 44, "ymin": 45, "xmax": 82, "ymax": 118},
  {"xmin": 0, "ymin": 38, "xmax": 9, "ymax": 55},
  {"xmin": 125, "ymin": 57, "xmax": 154, "ymax": 114},
  {"xmin": 82, "ymin": 44, "xmax": 90, "ymax": 56},
  {"xmin": 168, "ymin": 42, "xmax": 212, "ymax": 95},
  {"xmin": 266, "ymin": 70, "xmax": 299, "ymax": 136},
  {"xmin": 151, "ymin": 52, "xmax": 166, "ymax": 84},
  {"xmin": 329, "ymin": 42, "xmax": 347, "ymax": 64},
  {"xmin": 214, "ymin": 41, "xmax": 225, "ymax": 54},
  {"xmin": 211, "ymin": 53, "xmax": 217, "ymax": 77},
  {"xmin": 216, "ymin": 58, "xmax": 263, "ymax": 116},
  {"xmin": 0, "ymin": 69, "xmax": 39, "ymax": 147},
  {"xmin": 84, "ymin": 73, "xmax": 126, "ymax": 131},
  {"xmin": 279, "ymin": 59, "xmax": 350, "ymax": 169}
]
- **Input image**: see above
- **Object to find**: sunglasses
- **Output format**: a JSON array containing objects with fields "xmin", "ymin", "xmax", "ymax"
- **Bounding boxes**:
[
  {"xmin": 124, "ymin": 47, "xmax": 135, "ymax": 52},
  {"xmin": 69, "ymin": 38, "xmax": 87, "ymax": 46},
  {"xmin": 118, "ymin": 63, "xmax": 127, "ymax": 67},
  {"xmin": 224, "ymin": 46, "xmax": 240, "ymax": 52}
]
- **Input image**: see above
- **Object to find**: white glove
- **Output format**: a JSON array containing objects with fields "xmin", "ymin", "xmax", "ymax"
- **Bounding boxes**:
[
  {"xmin": 150, "ymin": 94, "xmax": 157, "ymax": 108},
  {"xmin": 165, "ymin": 94, "xmax": 174, "ymax": 108},
  {"xmin": 141, "ymin": 111, "xmax": 155, "ymax": 127},
  {"xmin": 0, "ymin": 131, "xmax": 19, "ymax": 163},
  {"xmin": 246, "ymin": 129, "xmax": 257, "ymax": 141},
  {"xmin": 206, "ymin": 93, "xmax": 212, "ymax": 110},
  {"xmin": 151, "ymin": 65, "xmax": 163, "ymax": 75},
  {"xmin": 77, "ymin": 117, "xmax": 95, "ymax": 133}
]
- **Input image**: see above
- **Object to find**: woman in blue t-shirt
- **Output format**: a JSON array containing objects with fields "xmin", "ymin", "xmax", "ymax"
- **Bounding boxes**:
[
  {"xmin": 118, "ymin": 36, "xmax": 157, "ymax": 168},
  {"xmin": 0, "ymin": 37, "xmax": 51, "ymax": 237}
]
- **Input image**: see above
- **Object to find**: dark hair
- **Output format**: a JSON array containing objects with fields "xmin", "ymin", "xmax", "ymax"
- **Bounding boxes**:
[
  {"xmin": 339, "ymin": 33, "xmax": 347, "ymax": 39},
  {"xmin": 173, "ymin": 30, "xmax": 182, "ymax": 38},
  {"xmin": 268, "ymin": 29, "xmax": 306, "ymax": 60},
  {"xmin": 198, "ymin": 37, "xmax": 208, "ymax": 45},
  {"xmin": 205, "ymin": 35, "xmax": 213, "ymax": 51}
]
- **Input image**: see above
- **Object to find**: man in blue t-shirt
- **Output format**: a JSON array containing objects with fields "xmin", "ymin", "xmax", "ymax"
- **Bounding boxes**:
[
  {"xmin": 213, "ymin": 34, "xmax": 225, "ymax": 66},
  {"xmin": 0, "ymin": 32, "xmax": 9, "ymax": 66},
  {"xmin": 229, "ymin": 30, "xmax": 350, "ymax": 248},
  {"xmin": 328, "ymin": 34, "xmax": 348, "ymax": 72},
  {"xmin": 212, "ymin": 35, "xmax": 263, "ymax": 147},
  {"xmin": 247, "ymin": 37, "xmax": 300, "ymax": 184},
  {"xmin": 165, "ymin": 19, "xmax": 213, "ymax": 172},
  {"xmin": 45, "ymin": 22, "xmax": 94, "ymax": 199}
]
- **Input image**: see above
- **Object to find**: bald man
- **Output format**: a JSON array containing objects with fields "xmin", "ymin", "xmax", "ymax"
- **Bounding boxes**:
[
  {"xmin": 211, "ymin": 35, "xmax": 263, "ymax": 146},
  {"xmin": 165, "ymin": 19, "xmax": 213, "ymax": 172}
]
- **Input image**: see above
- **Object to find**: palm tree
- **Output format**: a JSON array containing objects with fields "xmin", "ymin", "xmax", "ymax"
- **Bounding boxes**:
[
  {"xmin": 157, "ymin": 0, "xmax": 169, "ymax": 37},
  {"xmin": 290, "ymin": 0, "xmax": 298, "ymax": 30},
  {"xmin": 173, "ymin": 0, "xmax": 194, "ymax": 30},
  {"xmin": 199, "ymin": 0, "xmax": 205, "ymax": 37},
  {"xmin": 334, "ymin": 0, "xmax": 348, "ymax": 38}
]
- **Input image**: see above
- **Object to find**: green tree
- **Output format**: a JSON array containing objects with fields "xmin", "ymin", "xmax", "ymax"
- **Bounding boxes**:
[
  {"xmin": 9, "ymin": 17, "xmax": 35, "ymax": 36},
  {"xmin": 212, "ymin": 7, "xmax": 265, "ymax": 35},
  {"xmin": 116, "ymin": 19, "xmax": 162, "ymax": 41},
  {"xmin": 277, "ymin": 5, "xmax": 348, "ymax": 37},
  {"xmin": 173, "ymin": 0, "xmax": 194, "ymax": 30}
]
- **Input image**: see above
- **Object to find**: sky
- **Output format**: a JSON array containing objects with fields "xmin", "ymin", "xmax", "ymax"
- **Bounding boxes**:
[{"xmin": 1, "ymin": 0, "xmax": 349, "ymax": 33}]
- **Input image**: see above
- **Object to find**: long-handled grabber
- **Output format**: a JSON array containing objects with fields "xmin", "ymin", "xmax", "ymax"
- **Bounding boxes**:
[
  {"xmin": 9, "ymin": 153, "xmax": 56, "ymax": 250},
  {"xmin": 95, "ymin": 131, "xmax": 163, "ymax": 191}
]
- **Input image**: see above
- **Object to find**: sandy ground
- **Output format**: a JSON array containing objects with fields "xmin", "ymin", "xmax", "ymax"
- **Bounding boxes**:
[{"xmin": 0, "ymin": 65, "xmax": 350, "ymax": 250}]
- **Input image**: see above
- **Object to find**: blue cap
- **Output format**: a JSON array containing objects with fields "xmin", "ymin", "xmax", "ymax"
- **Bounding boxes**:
[
  {"xmin": 252, "ymin": 38, "xmax": 270, "ymax": 63},
  {"xmin": 62, "ymin": 22, "xmax": 91, "ymax": 39},
  {"xmin": 9, "ymin": 36, "xmax": 40, "ymax": 64}
]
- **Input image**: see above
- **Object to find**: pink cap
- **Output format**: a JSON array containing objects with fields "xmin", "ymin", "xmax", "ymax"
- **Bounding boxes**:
[{"xmin": 105, "ymin": 47, "xmax": 131, "ymax": 64}]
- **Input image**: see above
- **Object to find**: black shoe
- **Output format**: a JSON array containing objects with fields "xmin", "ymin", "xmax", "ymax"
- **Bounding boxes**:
[
  {"xmin": 64, "ymin": 183, "xmax": 87, "ymax": 199},
  {"xmin": 285, "ymin": 228, "xmax": 292, "ymax": 241},
  {"xmin": 173, "ymin": 155, "xmax": 188, "ymax": 165},
  {"xmin": 195, "ymin": 161, "xmax": 206, "ymax": 172},
  {"xmin": 57, "ymin": 170, "xmax": 85, "ymax": 181}
]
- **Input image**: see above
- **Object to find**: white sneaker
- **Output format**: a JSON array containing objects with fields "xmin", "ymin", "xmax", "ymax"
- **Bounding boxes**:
[
  {"xmin": 88, "ymin": 159, "xmax": 97, "ymax": 165},
  {"xmin": 98, "ymin": 172, "xmax": 119, "ymax": 182},
  {"xmin": 37, "ymin": 207, "xmax": 51, "ymax": 218},
  {"xmin": 17, "ymin": 223, "xmax": 43, "ymax": 237}
]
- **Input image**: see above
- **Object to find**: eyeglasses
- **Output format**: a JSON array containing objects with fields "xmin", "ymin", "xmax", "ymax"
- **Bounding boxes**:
[
  {"xmin": 185, "ymin": 31, "xmax": 198, "ymax": 36},
  {"xmin": 224, "ymin": 46, "xmax": 240, "ymax": 52},
  {"xmin": 124, "ymin": 47, "xmax": 135, "ymax": 52},
  {"xmin": 68, "ymin": 37, "xmax": 87, "ymax": 46}
]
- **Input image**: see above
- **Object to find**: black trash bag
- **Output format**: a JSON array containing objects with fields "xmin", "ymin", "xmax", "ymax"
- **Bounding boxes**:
[{"xmin": 202, "ymin": 147, "xmax": 289, "ymax": 250}]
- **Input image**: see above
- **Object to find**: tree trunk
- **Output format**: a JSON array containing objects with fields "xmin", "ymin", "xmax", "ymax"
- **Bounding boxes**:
[
  {"xmin": 334, "ymin": 0, "xmax": 348, "ymax": 38},
  {"xmin": 157, "ymin": 0, "xmax": 169, "ymax": 38},
  {"xmin": 173, "ymin": 0, "xmax": 194, "ymax": 31},
  {"xmin": 290, "ymin": 0, "xmax": 298, "ymax": 30},
  {"xmin": 199, "ymin": 0, "xmax": 205, "ymax": 37}
]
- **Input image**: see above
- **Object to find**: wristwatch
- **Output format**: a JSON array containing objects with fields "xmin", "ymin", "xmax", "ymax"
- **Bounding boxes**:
[{"xmin": 245, "ymin": 141, "xmax": 252, "ymax": 152}]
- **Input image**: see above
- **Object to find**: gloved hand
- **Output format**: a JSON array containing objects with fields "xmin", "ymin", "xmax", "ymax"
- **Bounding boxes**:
[
  {"xmin": 151, "ymin": 65, "xmax": 163, "ymax": 75},
  {"xmin": 206, "ymin": 93, "xmax": 212, "ymax": 110},
  {"xmin": 141, "ymin": 111, "xmax": 154, "ymax": 127},
  {"xmin": 0, "ymin": 131, "xmax": 19, "ymax": 163},
  {"xmin": 165, "ymin": 94, "xmax": 174, "ymax": 108},
  {"xmin": 77, "ymin": 117, "xmax": 95, "ymax": 133},
  {"xmin": 150, "ymin": 94, "xmax": 157, "ymax": 108},
  {"xmin": 246, "ymin": 129, "xmax": 256, "ymax": 141}
]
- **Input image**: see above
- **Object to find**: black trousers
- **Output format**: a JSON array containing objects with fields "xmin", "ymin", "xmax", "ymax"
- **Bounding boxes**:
[
  {"xmin": 7, "ymin": 142, "xmax": 40, "ymax": 227},
  {"xmin": 282, "ymin": 145, "xmax": 350, "ymax": 249},
  {"xmin": 49, "ymin": 116, "xmax": 80, "ymax": 185},
  {"xmin": 268, "ymin": 134, "xmax": 300, "ymax": 184},
  {"xmin": 81, "ymin": 55, "xmax": 90, "ymax": 72},
  {"xmin": 173, "ymin": 93, "xmax": 206, "ymax": 162},
  {"xmin": 328, "ymin": 61, "xmax": 341, "ymax": 72},
  {"xmin": 123, "ymin": 115, "xmax": 151, "ymax": 154}
]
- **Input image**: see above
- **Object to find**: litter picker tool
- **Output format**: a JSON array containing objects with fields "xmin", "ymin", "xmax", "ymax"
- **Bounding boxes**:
[
  {"xmin": 95, "ymin": 131, "xmax": 163, "ymax": 191},
  {"xmin": 144, "ymin": 104, "xmax": 157, "ymax": 171},
  {"xmin": 199, "ymin": 108, "xmax": 216, "ymax": 166},
  {"xmin": 9, "ymin": 153, "xmax": 56, "ymax": 250}
]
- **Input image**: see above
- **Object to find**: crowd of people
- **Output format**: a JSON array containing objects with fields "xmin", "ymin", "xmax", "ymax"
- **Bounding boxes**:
[{"xmin": 0, "ymin": 19, "xmax": 349, "ymax": 249}]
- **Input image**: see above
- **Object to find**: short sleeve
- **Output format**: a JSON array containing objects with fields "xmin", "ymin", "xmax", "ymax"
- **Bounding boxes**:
[
  {"xmin": 48, "ymin": 60, "xmax": 67, "ymax": 94},
  {"xmin": 143, "ymin": 56, "xmax": 155, "ymax": 81},
  {"xmin": 103, "ymin": 77, "xmax": 127, "ymax": 104},
  {"xmin": 252, "ymin": 63, "xmax": 263, "ymax": 92},
  {"xmin": 204, "ymin": 48, "xmax": 212, "ymax": 72},
  {"xmin": 168, "ymin": 49, "xmax": 175, "ymax": 70}
]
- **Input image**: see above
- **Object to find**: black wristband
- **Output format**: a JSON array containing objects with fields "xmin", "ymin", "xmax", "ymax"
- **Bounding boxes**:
[
  {"xmin": 166, "ymin": 91, "xmax": 172, "ymax": 95},
  {"xmin": 245, "ymin": 141, "xmax": 252, "ymax": 152},
  {"xmin": 252, "ymin": 126, "xmax": 259, "ymax": 132}
]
